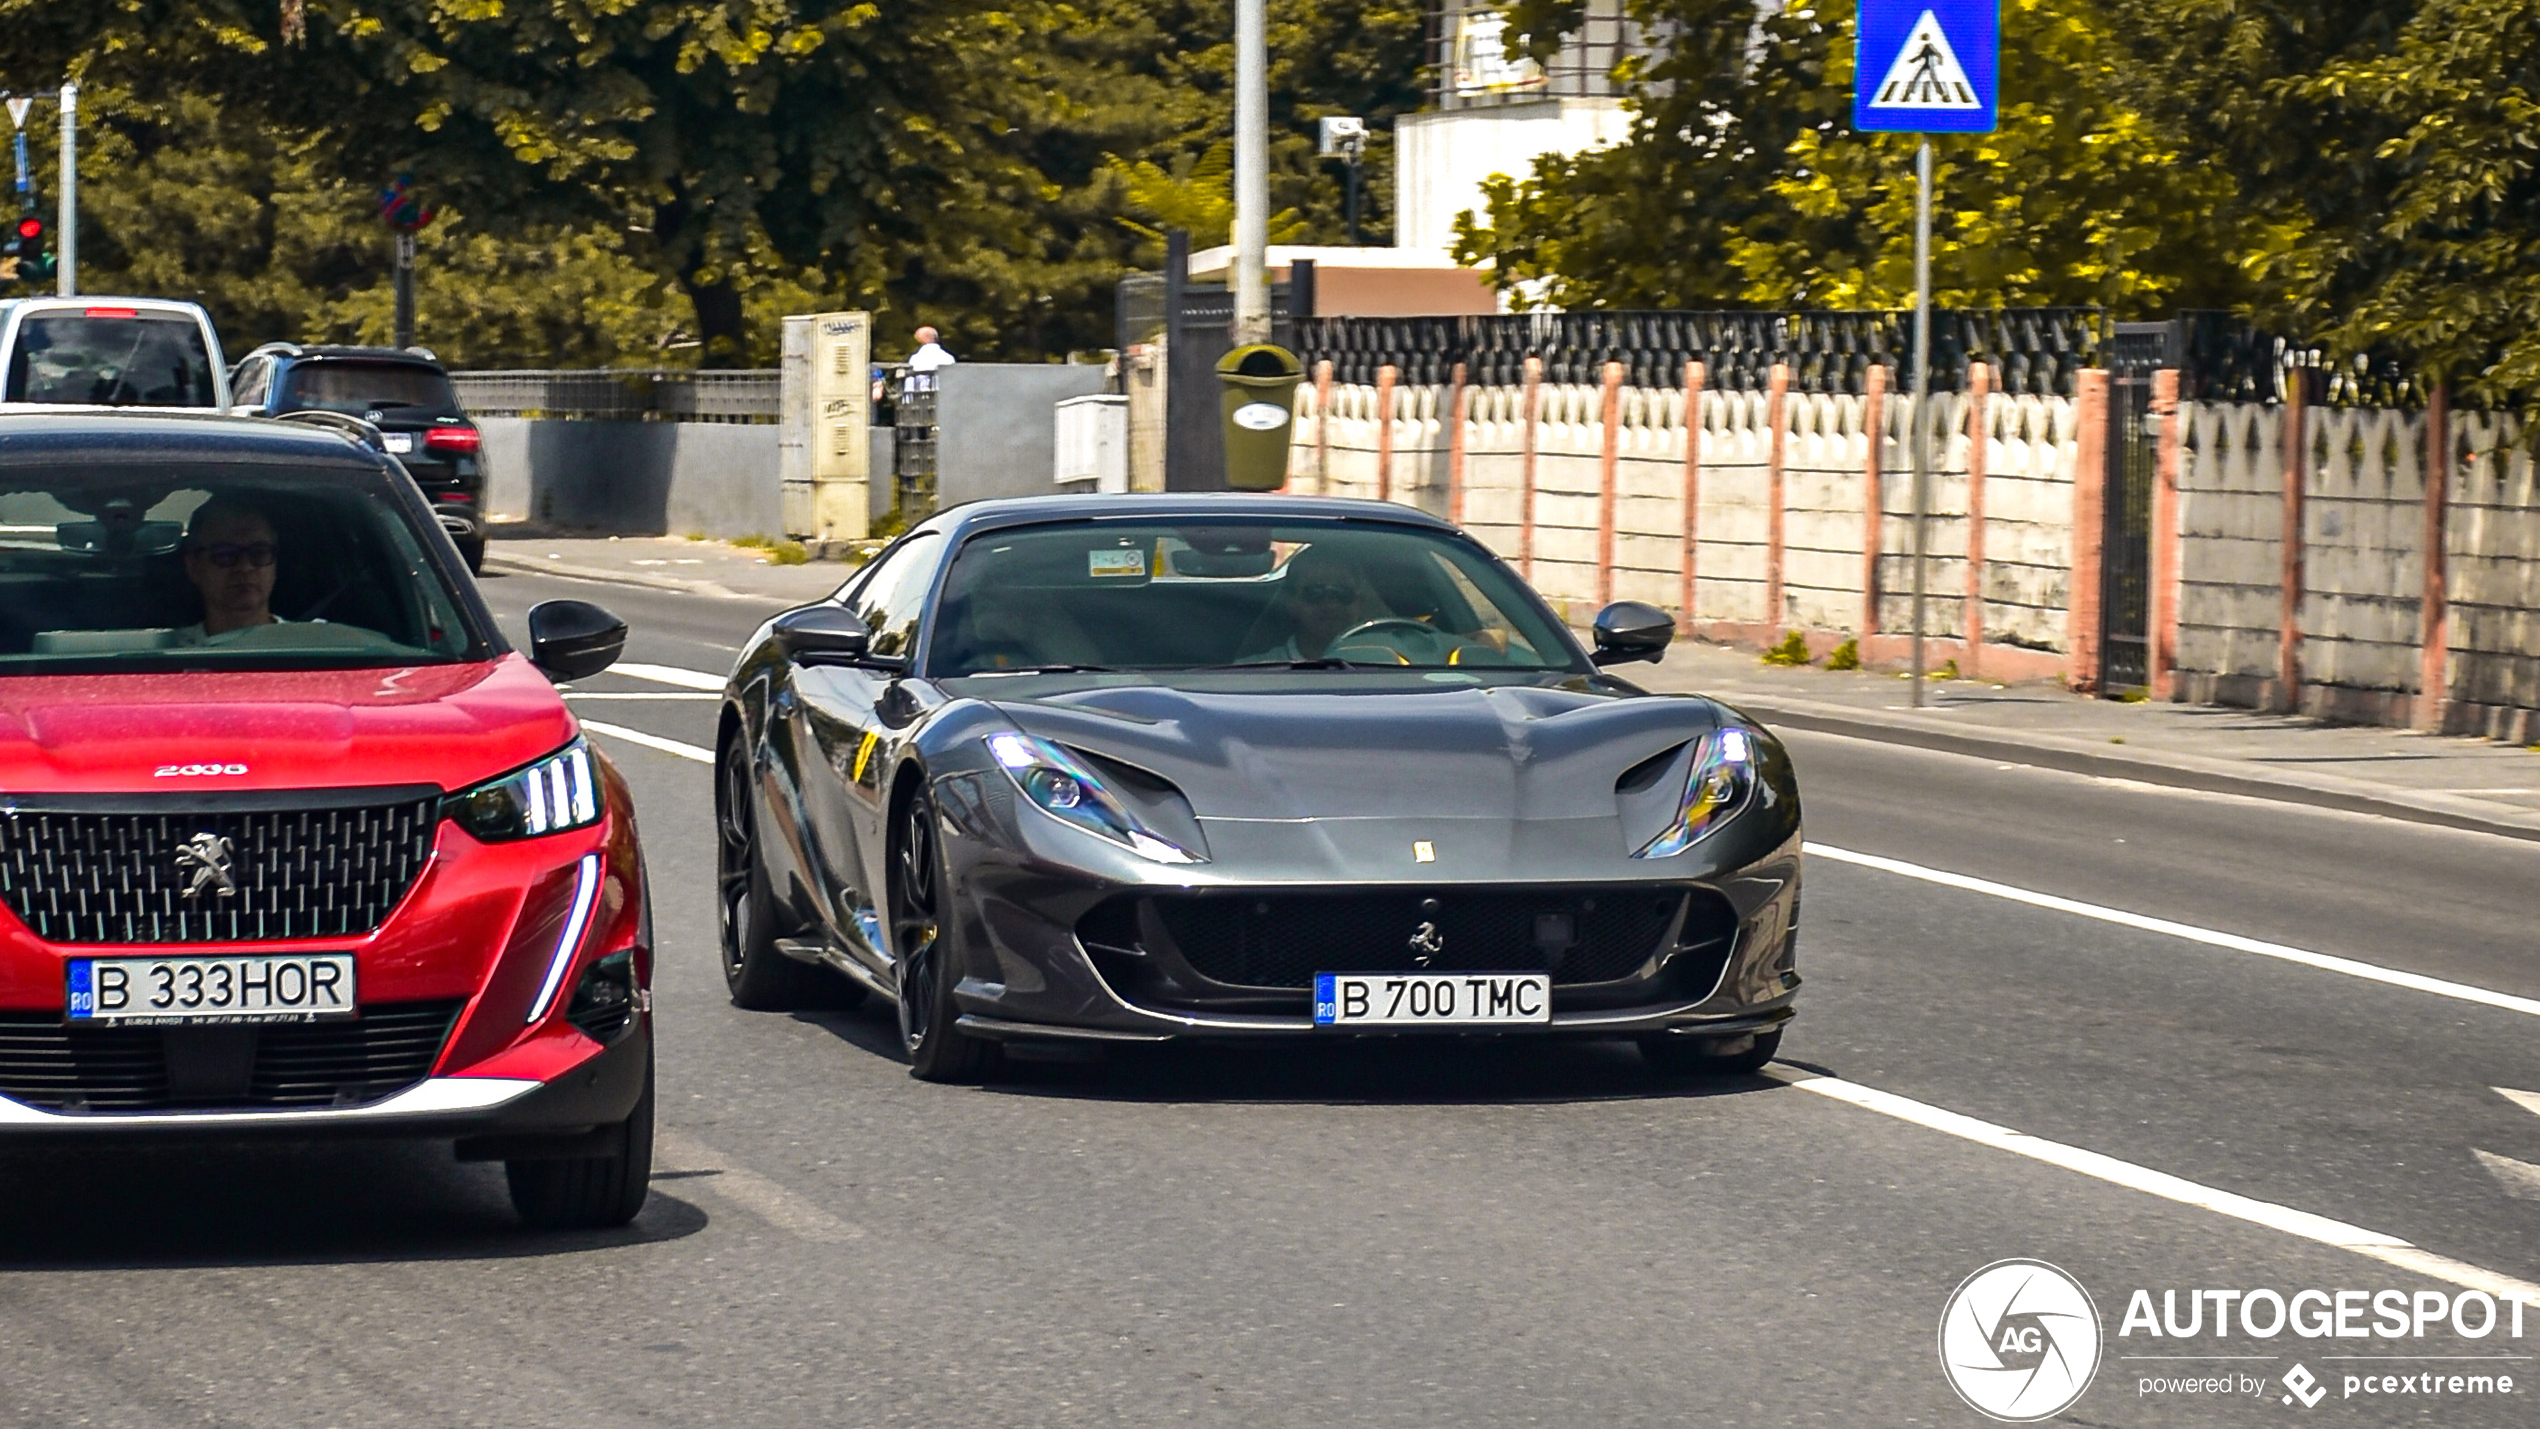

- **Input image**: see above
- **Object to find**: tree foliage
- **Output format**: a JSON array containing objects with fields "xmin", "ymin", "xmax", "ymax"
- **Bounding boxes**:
[{"xmin": 0, "ymin": 0, "xmax": 1423, "ymax": 365}]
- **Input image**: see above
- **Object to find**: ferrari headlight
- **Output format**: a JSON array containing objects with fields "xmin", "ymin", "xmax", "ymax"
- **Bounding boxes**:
[
  {"xmin": 985, "ymin": 732, "xmax": 1200, "ymax": 865},
  {"xmin": 449, "ymin": 738, "xmax": 603, "ymax": 843},
  {"xmin": 1632, "ymin": 727, "xmax": 1758, "ymax": 858}
]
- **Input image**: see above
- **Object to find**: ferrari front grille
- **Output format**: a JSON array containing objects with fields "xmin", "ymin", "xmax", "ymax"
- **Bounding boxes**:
[
  {"xmin": 1091, "ymin": 887, "xmax": 1731, "ymax": 990},
  {"xmin": 0, "ymin": 794, "xmax": 440, "ymax": 944},
  {"xmin": 0, "ymin": 1000, "xmax": 463, "ymax": 1112}
]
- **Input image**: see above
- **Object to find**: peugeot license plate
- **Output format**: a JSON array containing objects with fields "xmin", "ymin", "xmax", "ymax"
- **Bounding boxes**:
[
  {"xmin": 1313, "ymin": 972, "xmax": 1551, "ymax": 1027},
  {"xmin": 66, "ymin": 954, "xmax": 356, "ymax": 1025}
]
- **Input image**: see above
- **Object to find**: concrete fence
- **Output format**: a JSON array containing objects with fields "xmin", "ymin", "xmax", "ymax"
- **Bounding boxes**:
[
  {"xmin": 1289, "ymin": 358, "xmax": 2085, "ymax": 686},
  {"xmin": 1286, "ymin": 358, "xmax": 2539, "ymax": 741}
]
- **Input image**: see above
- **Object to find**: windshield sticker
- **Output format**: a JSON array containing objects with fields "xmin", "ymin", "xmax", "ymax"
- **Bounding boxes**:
[{"xmin": 1088, "ymin": 549, "xmax": 1147, "ymax": 579}]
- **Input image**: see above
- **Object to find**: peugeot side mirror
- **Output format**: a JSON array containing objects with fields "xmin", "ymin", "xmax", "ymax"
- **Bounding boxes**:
[
  {"xmin": 1590, "ymin": 601, "xmax": 1675, "ymax": 666},
  {"xmin": 527, "ymin": 600, "xmax": 628, "ymax": 682},
  {"xmin": 772, "ymin": 604, "xmax": 872, "ymax": 667}
]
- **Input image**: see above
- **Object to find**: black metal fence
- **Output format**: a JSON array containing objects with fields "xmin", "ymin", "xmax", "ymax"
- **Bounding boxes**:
[{"xmin": 1295, "ymin": 309, "xmax": 2107, "ymax": 395}]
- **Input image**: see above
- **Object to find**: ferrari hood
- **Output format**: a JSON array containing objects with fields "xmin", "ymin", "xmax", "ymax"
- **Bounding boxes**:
[{"xmin": 995, "ymin": 681, "xmax": 1721, "ymax": 823}]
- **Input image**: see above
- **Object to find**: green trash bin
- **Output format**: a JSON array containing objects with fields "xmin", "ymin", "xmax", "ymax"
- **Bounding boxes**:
[{"xmin": 1216, "ymin": 344, "xmax": 1305, "ymax": 490}]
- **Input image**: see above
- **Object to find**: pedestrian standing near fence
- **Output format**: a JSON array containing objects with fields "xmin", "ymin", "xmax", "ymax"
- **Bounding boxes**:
[{"xmin": 906, "ymin": 326, "xmax": 956, "ymax": 389}]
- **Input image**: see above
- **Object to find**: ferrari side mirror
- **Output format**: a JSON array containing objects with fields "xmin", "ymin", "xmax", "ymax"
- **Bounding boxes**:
[
  {"xmin": 1590, "ymin": 601, "xmax": 1675, "ymax": 666},
  {"xmin": 773, "ymin": 604, "xmax": 872, "ymax": 667},
  {"xmin": 527, "ymin": 599, "xmax": 627, "ymax": 682}
]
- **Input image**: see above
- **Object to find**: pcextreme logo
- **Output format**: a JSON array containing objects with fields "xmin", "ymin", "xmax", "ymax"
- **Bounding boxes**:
[{"xmin": 1938, "ymin": 1259, "xmax": 2103, "ymax": 1421}]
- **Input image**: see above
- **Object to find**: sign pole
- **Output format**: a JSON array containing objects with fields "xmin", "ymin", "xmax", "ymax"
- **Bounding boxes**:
[
  {"xmin": 1909, "ymin": 139, "xmax": 1932, "ymax": 706},
  {"xmin": 1853, "ymin": 0, "xmax": 1995, "ymax": 704},
  {"xmin": 55, "ymin": 82, "xmax": 74, "ymax": 297},
  {"xmin": 394, "ymin": 233, "xmax": 416, "ymax": 349},
  {"xmin": 1231, "ymin": 0, "xmax": 1270, "ymax": 345}
]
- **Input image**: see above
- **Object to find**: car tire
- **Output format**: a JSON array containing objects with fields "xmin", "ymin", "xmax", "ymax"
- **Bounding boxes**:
[
  {"xmin": 507, "ymin": 1052, "xmax": 654, "ymax": 1230},
  {"xmin": 1640, "ymin": 1028, "xmax": 1782, "ymax": 1077},
  {"xmin": 718, "ymin": 740, "xmax": 863, "ymax": 1011},
  {"xmin": 889, "ymin": 781, "xmax": 999, "ymax": 1084},
  {"xmin": 458, "ymin": 536, "xmax": 486, "ymax": 574}
]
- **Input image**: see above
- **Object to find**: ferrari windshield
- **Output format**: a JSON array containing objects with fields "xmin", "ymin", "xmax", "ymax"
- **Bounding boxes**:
[
  {"xmin": 931, "ymin": 519, "xmax": 1577, "ymax": 675},
  {"xmin": 0, "ymin": 464, "xmax": 491, "ymax": 673}
]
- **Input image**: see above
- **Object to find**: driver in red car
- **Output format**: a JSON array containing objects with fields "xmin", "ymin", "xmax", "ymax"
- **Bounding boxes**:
[{"xmin": 174, "ymin": 496, "xmax": 282, "ymax": 642}]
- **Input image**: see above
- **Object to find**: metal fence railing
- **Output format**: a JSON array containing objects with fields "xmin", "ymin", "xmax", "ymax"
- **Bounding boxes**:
[{"xmin": 451, "ymin": 369, "xmax": 781, "ymax": 423}]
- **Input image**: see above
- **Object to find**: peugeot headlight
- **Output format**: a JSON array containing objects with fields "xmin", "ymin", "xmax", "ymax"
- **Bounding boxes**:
[
  {"xmin": 984, "ymin": 732, "xmax": 1200, "ymax": 865},
  {"xmin": 449, "ymin": 738, "xmax": 603, "ymax": 843},
  {"xmin": 1632, "ymin": 727, "xmax": 1758, "ymax": 858}
]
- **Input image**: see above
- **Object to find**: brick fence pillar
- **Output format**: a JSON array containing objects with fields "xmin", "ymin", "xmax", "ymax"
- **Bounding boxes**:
[
  {"xmin": 2417, "ymin": 383, "xmax": 2452, "ymax": 732},
  {"xmin": 1374, "ymin": 363, "xmax": 1398, "ymax": 504},
  {"xmin": 1596, "ymin": 360, "xmax": 1624, "ymax": 606},
  {"xmin": 2064, "ymin": 370, "xmax": 2108, "ymax": 691},
  {"xmin": 1312, "ymin": 359, "xmax": 1333, "ymax": 497},
  {"xmin": 2148, "ymin": 368, "xmax": 2184, "ymax": 701},
  {"xmin": 2278, "ymin": 371, "xmax": 2308, "ymax": 712},
  {"xmin": 1446, "ymin": 361, "xmax": 1469, "ymax": 527},
  {"xmin": 1962, "ymin": 362, "xmax": 1992, "ymax": 677},
  {"xmin": 1861, "ymin": 363, "xmax": 1888, "ymax": 638},
  {"xmin": 1764, "ymin": 362, "xmax": 1790, "ymax": 631},
  {"xmin": 1679, "ymin": 361, "xmax": 1706, "ymax": 633},
  {"xmin": 1519, "ymin": 356, "xmax": 1543, "ymax": 580}
]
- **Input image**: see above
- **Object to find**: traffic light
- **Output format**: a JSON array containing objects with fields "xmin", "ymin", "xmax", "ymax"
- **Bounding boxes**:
[{"xmin": 2, "ymin": 212, "xmax": 49, "ymax": 285}]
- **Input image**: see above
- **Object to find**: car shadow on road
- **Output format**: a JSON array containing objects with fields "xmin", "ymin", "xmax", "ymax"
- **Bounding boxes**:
[
  {"xmin": 793, "ymin": 1000, "xmax": 1784, "ymax": 1107},
  {"xmin": 0, "ymin": 1137, "xmax": 708, "ymax": 1271}
]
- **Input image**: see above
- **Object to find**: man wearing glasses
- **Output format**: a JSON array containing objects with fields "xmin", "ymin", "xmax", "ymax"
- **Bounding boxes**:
[
  {"xmin": 1238, "ymin": 544, "xmax": 1388, "ymax": 663},
  {"xmin": 172, "ymin": 496, "xmax": 285, "ymax": 644}
]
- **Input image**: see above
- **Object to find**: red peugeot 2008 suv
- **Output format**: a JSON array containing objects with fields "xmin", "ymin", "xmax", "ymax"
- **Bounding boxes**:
[{"xmin": 0, "ymin": 411, "xmax": 653, "ymax": 1228}]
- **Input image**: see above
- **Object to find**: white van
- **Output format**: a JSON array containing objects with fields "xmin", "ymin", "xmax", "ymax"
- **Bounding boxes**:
[{"xmin": 0, "ymin": 297, "xmax": 230, "ymax": 409}]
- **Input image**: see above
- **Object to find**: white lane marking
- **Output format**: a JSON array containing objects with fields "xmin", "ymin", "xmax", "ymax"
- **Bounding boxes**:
[
  {"xmin": 2497, "ymin": 1087, "xmax": 2540, "ymax": 1119},
  {"xmin": 657, "ymin": 1130, "xmax": 864, "ymax": 1242},
  {"xmin": 611, "ymin": 662, "xmax": 726, "ymax": 692},
  {"xmin": 562, "ymin": 692, "xmax": 722, "ymax": 702},
  {"xmin": 1767, "ymin": 1068, "xmax": 2540, "ymax": 1305},
  {"xmin": 578, "ymin": 720, "xmax": 714, "ymax": 764},
  {"xmin": 2473, "ymin": 1150, "xmax": 2540, "ymax": 1202},
  {"xmin": 1805, "ymin": 842, "xmax": 2540, "ymax": 1020}
]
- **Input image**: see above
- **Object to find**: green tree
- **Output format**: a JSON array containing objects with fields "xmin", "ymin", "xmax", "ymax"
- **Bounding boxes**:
[{"xmin": 1456, "ymin": 0, "xmax": 2278, "ymax": 314}]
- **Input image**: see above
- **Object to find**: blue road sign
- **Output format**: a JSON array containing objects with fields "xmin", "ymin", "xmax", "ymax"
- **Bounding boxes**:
[{"xmin": 1854, "ymin": 0, "xmax": 1998, "ymax": 133}]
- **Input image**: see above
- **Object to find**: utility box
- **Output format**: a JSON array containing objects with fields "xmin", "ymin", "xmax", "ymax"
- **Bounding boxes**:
[
  {"xmin": 1054, "ymin": 394, "xmax": 1129, "ymax": 493},
  {"xmin": 780, "ymin": 310, "xmax": 872, "ymax": 541}
]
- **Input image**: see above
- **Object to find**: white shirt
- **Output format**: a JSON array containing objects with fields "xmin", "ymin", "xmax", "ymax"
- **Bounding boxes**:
[{"xmin": 907, "ymin": 342, "xmax": 957, "ymax": 373}]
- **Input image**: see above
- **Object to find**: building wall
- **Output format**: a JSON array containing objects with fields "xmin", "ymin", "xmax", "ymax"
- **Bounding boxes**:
[{"xmin": 1393, "ymin": 99, "xmax": 1631, "ymax": 254}]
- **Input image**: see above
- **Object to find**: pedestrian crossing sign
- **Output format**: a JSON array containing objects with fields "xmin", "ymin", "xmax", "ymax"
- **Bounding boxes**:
[{"xmin": 1854, "ymin": 0, "xmax": 1998, "ymax": 133}]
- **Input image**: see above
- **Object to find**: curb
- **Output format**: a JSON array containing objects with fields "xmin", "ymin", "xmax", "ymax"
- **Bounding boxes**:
[
  {"xmin": 1708, "ymin": 689, "xmax": 2540, "ymax": 846},
  {"xmin": 481, "ymin": 550, "xmax": 752, "ymax": 600}
]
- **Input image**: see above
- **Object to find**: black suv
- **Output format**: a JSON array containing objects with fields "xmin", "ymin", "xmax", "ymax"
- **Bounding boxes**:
[{"xmin": 229, "ymin": 344, "xmax": 488, "ymax": 570}]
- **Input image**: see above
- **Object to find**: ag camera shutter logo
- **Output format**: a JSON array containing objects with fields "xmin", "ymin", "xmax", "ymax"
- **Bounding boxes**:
[{"xmin": 1939, "ymin": 1259, "xmax": 2103, "ymax": 1421}]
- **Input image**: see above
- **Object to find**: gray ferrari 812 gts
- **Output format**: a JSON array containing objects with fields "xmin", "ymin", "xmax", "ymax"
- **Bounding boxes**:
[{"xmin": 714, "ymin": 494, "xmax": 1801, "ymax": 1081}]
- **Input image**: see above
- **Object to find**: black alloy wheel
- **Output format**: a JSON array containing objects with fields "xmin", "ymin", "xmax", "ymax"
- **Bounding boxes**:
[
  {"xmin": 507, "ymin": 1049, "xmax": 655, "ymax": 1230},
  {"xmin": 889, "ymin": 781, "xmax": 997, "ymax": 1082},
  {"xmin": 717, "ymin": 739, "xmax": 860, "ymax": 1011},
  {"xmin": 1639, "ymin": 1028, "xmax": 1782, "ymax": 1078}
]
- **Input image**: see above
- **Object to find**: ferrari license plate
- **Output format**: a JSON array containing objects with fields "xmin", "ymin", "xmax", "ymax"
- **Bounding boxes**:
[
  {"xmin": 66, "ymin": 954, "xmax": 356, "ymax": 1025},
  {"xmin": 1313, "ymin": 972, "xmax": 1551, "ymax": 1027}
]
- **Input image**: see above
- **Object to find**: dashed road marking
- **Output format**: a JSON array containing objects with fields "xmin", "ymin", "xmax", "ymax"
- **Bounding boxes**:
[
  {"xmin": 1768, "ymin": 1067, "xmax": 2540, "ymax": 1305},
  {"xmin": 578, "ymin": 720, "xmax": 714, "ymax": 764},
  {"xmin": 562, "ymin": 692, "xmax": 722, "ymax": 701},
  {"xmin": 656, "ymin": 1130, "xmax": 865, "ymax": 1243},
  {"xmin": 611, "ymin": 662, "xmax": 726, "ymax": 692},
  {"xmin": 1806, "ymin": 842, "xmax": 2540, "ymax": 1020}
]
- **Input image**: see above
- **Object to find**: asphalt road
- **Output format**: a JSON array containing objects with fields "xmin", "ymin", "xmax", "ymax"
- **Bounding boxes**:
[{"xmin": 3, "ymin": 565, "xmax": 2534, "ymax": 1428}]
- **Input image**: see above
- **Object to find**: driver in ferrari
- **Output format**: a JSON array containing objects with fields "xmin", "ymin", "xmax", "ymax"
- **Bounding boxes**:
[{"xmin": 1239, "ymin": 544, "xmax": 1385, "ymax": 663}]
